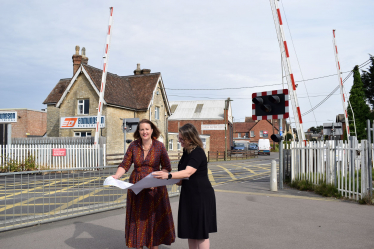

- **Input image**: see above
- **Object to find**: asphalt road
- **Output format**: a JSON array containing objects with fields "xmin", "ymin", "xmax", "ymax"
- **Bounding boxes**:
[{"xmin": 1, "ymin": 153, "xmax": 374, "ymax": 248}]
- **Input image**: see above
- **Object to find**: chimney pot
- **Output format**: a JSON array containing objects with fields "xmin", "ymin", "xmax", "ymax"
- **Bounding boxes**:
[
  {"xmin": 134, "ymin": 63, "xmax": 142, "ymax": 75},
  {"xmin": 141, "ymin": 69, "xmax": 151, "ymax": 74},
  {"xmin": 81, "ymin": 47, "xmax": 88, "ymax": 64}
]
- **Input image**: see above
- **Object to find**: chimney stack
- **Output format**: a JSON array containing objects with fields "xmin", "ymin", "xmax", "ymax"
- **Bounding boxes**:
[
  {"xmin": 133, "ymin": 63, "xmax": 151, "ymax": 75},
  {"xmin": 72, "ymin": 45, "xmax": 82, "ymax": 75}
]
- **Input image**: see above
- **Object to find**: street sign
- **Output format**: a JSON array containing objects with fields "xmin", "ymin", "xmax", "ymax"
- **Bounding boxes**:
[{"xmin": 323, "ymin": 123, "xmax": 343, "ymax": 136}]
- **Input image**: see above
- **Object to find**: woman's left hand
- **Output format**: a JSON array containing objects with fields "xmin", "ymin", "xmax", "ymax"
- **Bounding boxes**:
[{"xmin": 152, "ymin": 171, "xmax": 168, "ymax": 179}]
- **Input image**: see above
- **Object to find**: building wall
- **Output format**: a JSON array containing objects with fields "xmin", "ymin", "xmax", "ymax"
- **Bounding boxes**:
[
  {"xmin": 249, "ymin": 120, "xmax": 280, "ymax": 143},
  {"xmin": 59, "ymin": 74, "xmax": 106, "ymax": 138},
  {"xmin": 148, "ymin": 82, "xmax": 168, "ymax": 143},
  {"xmin": 1, "ymin": 109, "xmax": 47, "ymax": 138},
  {"xmin": 44, "ymin": 74, "xmax": 170, "ymax": 156},
  {"xmin": 168, "ymin": 119, "xmax": 231, "ymax": 152}
]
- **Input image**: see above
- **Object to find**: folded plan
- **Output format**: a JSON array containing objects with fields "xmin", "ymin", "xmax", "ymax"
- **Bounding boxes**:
[{"xmin": 103, "ymin": 173, "xmax": 182, "ymax": 195}]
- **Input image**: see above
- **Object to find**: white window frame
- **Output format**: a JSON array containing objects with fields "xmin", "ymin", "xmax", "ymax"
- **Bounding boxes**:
[
  {"xmin": 74, "ymin": 131, "xmax": 92, "ymax": 137},
  {"xmin": 177, "ymin": 141, "xmax": 181, "ymax": 150},
  {"xmin": 250, "ymin": 131, "xmax": 255, "ymax": 137},
  {"xmin": 201, "ymin": 138, "xmax": 206, "ymax": 149},
  {"xmin": 260, "ymin": 131, "xmax": 264, "ymax": 137},
  {"xmin": 169, "ymin": 139, "xmax": 173, "ymax": 150},
  {"xmin": 77, "ymin": 99, "xmax": 89, "ymax": 115},
  {"xmin": 238, "ymin": 133, "xmax": 241, "ymax": 138},
  {"xmin": 155, "ymin": 106, "xmax": 160, "ymax": 120}
]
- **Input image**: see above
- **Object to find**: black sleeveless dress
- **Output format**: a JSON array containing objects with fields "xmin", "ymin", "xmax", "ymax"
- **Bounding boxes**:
[{"xmin": 178, "ymin": 147, "xmax": 217, "ymax": 239}]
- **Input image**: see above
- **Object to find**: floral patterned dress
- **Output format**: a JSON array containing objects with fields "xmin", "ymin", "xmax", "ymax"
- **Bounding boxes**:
[{"xmin": 118, "ymin": 138, "xmax": 175, "ymax": 248}]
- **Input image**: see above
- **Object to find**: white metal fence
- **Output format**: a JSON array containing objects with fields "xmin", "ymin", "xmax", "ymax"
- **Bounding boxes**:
[
  {"xmin": 288, "ymin": 139, "xmax": 373, "ymax": 200},
  {"xmin": 0, "ymin": 144, "xmax": 106, "ymax": 170}
]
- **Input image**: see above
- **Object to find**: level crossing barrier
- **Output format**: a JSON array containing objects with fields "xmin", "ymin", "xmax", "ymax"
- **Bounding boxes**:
[{"xmin": 0, "ymin": 165, "xmax": 180, "ymax": 232}]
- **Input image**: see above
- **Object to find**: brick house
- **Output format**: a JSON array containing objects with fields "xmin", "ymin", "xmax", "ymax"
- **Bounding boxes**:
[
  {"xmin": 0, "ymin": 109, "xmax": 47, "ymax": 142},
  {"xmin": 43, "ymin": 46, "xmax": 171, "ymax": 155},
  {"xmin": 168, "ymin": 99, "xmax": 233, "ymax": 152},
  {"xmin": 233, "ymin": 117, "xmax": 289, "ymax": 144}
]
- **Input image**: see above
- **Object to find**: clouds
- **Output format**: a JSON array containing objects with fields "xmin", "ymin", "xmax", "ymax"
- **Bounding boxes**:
[{"xmin": 0, "ymin": 0, "xmax": 373, "ymax": 129}]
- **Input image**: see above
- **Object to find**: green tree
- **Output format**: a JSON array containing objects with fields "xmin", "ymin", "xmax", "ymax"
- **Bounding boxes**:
[
  {"xmin": 362, "ymin": 55, "xmax": 374, "ymax": 109},
  {"xmin": 347, "ymin": 65, "xmax": 371, "ymax": 140}
]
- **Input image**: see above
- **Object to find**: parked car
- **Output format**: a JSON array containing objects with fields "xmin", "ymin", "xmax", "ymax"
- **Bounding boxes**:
[
  {"xmin": 232, "ymin": 143, "xmax": 247, "ymax": 151},
  {"xmin": 248, "ymin": 143, "xmax": 258, "ymax": 150},
  {"xmin": 258, "ymin": 139, "xmax": 270, "ymax": 155}
]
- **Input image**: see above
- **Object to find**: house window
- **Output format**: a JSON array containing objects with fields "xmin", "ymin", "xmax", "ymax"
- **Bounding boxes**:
[
  {"xmin": 238, "ymin": 133, "xmax": 241, "ymax": 138},
  {"xmin": 155, "ymin": 106, "xmax": 160, "ymax": 120},
  {"xmin": 78, "ymin": 99, "xmax": 89, "ymax": 115},
  {"xmin": 245, "ymin": 132, "xmax": 249, "ymax": 138},
  {"xmin": 169, "ymin": 139, "xmax": 173, "ymax": 150},
  {"xmin": 74, "ymin": 131, "xmax": 91, "ymax": 137},
  {"xmin": 250, "ymin": 131, "xmax": 254, "ymax": 137},
  {"xmin": 177, "ymin": 141, "xmax": 181, "ymax": 150},
  {"xmin": 260, "ymin": 131, "xmax": 264, "ymax": 137},
  {"xmin": 201, "ymin": 138, "xmax": 206, "ymax": 149}
]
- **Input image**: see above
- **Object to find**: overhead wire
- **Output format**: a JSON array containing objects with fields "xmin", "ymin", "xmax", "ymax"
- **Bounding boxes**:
[{"xmin": 301, "ymin": 59, "xmax": 370, "ymax": 116}]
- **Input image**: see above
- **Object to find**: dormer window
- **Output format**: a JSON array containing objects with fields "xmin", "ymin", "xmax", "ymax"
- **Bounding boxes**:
[{"xmin": 78, "ymin": 99, "xmax": 89, "ymax": 115}]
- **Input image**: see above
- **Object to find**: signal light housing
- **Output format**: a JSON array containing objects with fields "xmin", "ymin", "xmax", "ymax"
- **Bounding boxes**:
[{"xmin": 252, "ymin": 89, "xmax": 289, "ymax": 120}]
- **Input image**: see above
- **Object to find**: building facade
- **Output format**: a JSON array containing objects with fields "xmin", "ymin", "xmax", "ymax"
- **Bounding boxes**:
[
  {"xmin": 43, "ymin": 46, "xmax": 171, "ymax": 155},
  {"xmin": 168, "ymin": 100, "xmax": 233, "ymax": 152},
  {"xmin": 0, "ymin": 109, "xmax": 47, "ymax": 141}
]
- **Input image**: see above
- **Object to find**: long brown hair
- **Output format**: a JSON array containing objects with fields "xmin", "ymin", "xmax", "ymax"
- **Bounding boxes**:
[
  {"xmin": 133, "ymin": 119, "xmax": 161, "ymax": 140},
  {"xmin": 179, "ymin": 123, "xmax": 203, "ymax": 153}
]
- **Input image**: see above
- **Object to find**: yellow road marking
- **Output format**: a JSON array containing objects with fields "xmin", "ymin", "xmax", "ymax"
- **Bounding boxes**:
[
  {"xmin": 0, "ymin": 197, "xmax": 40, "ymax": 212},
  {"xmin": 49, "ymin": 188, "xmax": 103, "ymax": 215},
  {"xmin": 214, "ymin": 189, "xmax": 335, "ymax": 201},
  {"xmin": 207, "ymin": 169, "xmax": 217, "ymax": 186},
  {"xmin": 216, "ymin": 165, "xmax": 237, "ymax": 180}
]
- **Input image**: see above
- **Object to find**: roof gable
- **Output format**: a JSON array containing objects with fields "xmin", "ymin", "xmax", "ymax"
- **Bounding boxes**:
[{"xmin": 44, "ymin": 64, "xmax": 162, "ymax": 110}]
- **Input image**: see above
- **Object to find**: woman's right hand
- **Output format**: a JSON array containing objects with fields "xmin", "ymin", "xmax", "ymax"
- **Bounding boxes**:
[
  {"xmin": 112, "ymin": 175, "xmax": 121, "ymax": 179},
  {"xmin": 176, "ymin": 180, "xmax": 182, "ymax": 186}
]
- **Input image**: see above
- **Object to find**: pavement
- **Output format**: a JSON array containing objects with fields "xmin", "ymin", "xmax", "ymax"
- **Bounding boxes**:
[{"xmin": 1, "ymin": 161, "xmax": 374, "ymax": 249}]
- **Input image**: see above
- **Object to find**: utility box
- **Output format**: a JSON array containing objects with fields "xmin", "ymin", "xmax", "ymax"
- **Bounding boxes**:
[
  {"xmin": 323, "ymin": 123, "xmax": 343, "ymax": 136},
  {"xmin": 123, "ymin": 118, "xmax": 139, "ymax": 133}
]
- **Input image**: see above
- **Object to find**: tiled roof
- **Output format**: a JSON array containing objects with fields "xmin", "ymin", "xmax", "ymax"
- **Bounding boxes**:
[
  {"xmin": 233, "ymin": 122, "xmax": 256, "ymax": 132},
  {"xmin": 43, "ymin": 64, "xmax": 161, "ymax": 110},
  {"xmin": 43, "ymin": 78, "xmax": 71, "ymax": 104}
]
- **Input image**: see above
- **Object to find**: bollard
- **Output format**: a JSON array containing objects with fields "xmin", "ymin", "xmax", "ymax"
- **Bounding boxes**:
[{"xmin": 270, "ymin": 160, "xmax": 277, "ymax": 191}]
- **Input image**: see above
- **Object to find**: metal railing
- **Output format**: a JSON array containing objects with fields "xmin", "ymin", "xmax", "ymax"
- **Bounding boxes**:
[
  {"xmin": 0, "ymin": 165, "xmax": 180, "ymax": 232},
  {"xmin": 208, "ymin": 150, "xmax": 258, "ymax": 162}
]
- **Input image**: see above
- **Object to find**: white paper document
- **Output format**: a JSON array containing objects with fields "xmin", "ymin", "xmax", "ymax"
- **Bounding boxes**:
[{"xmin": 103, "ymin": 173, "xmax": 182, "ymax": 195}]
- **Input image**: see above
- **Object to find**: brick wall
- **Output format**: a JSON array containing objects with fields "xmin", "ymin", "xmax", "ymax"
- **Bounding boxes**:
[
  {"xmin": 1, "ymin": 109, "xmax": 47, "ymax": 138},
  {"xmin": 168, "ymin": 119, "xmax": 232, "ymax": 152},
  {"xmin": 249, "ymin": 120, "xmax": 280, "ymax": 143}
]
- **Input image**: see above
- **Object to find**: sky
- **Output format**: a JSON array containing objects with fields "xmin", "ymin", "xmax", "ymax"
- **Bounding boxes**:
[{"xmin": 1, "ymin": 0, "xmax": 373, "ymax": 131}]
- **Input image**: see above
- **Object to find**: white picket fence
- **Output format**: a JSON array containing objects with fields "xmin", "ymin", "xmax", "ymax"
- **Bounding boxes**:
[
  {"xmin": 289, "ymin": 139, "xmax": 372, "ymax": 200},
  {"xmin": 0, "ymin": 144, "xmax": 106, "ymax": 170}
]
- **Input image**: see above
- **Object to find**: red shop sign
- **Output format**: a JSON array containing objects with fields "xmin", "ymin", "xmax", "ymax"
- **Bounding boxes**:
[
  {"xmin": 263, "ymin": 131, "xmax": 268, "ymax": 134},
  {"xmin": 53, "ymin": 148, "xmax": 66, "ymax": 156}
]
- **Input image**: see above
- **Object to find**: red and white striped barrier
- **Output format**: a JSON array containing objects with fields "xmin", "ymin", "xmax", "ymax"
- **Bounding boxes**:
[
  {"xmin": 94, "ymin": 7, "xmax": 114, "ymax": 146},
  {"xmin": 332, "ymin": 30, "xmax": 350, "ymax": 137},
  {"xmin": 270, "ymin": 0, "xmax": 306, "ymax": 143}
]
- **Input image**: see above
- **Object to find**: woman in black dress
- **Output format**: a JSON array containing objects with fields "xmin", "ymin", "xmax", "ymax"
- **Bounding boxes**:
[{"xmin": 153, "ymin": 123, "xmax": 217, "ymax": 249}]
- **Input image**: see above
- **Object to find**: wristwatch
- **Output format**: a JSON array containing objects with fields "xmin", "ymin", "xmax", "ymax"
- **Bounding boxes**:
[{"xmin": 167, "ymin": 172, "xmax": 172, "ymax": 180}]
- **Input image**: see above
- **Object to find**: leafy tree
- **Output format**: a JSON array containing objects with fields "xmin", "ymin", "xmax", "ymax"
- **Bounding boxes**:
[
  {"xmin": 285, "ymin": 133, "xmax": 293, "ymax": 141},
  {"xmin": 347, "ymin": 65, "xmax": 371, "ymax": 140},
  {"xmin": 308, "ymin": 126, "xmax": 323, "ymax": 134},
  {"xmin": 362, "ymin": 55, "xmax": 374, "ymax": 109}
]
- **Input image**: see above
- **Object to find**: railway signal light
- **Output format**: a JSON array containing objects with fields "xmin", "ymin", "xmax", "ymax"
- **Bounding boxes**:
[{"xmin": 252, "ymin": 89, "xmax": 289, "ymax": 120}]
